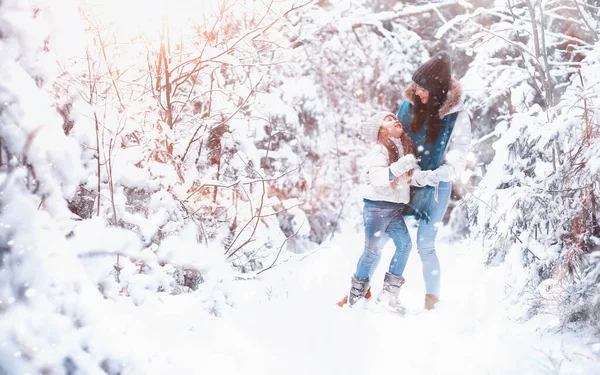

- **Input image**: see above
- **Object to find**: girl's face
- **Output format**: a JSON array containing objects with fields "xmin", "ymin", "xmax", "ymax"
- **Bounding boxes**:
[
  {"xmin": 415, "ymin": 84, "xmax": 430, "ymax": 104},
  {"xmin": 381, "ymin": 115, "xmax": 404, "ymax": 138}
]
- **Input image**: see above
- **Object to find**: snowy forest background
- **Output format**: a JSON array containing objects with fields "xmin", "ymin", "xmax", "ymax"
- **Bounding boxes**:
[{"xmin": 1, "ymin": 0, "xmax": 600, "ymax": 373}]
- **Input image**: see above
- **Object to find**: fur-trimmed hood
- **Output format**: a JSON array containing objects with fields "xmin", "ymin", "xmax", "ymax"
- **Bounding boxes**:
[{"xmin": 402, "ymin": 78, "xmax": 463, "ymax": 117}]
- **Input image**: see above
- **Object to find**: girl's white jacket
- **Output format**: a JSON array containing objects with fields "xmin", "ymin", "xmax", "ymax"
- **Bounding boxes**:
[{"xmin": 359, "ymin": 142, "xmax": 411, "ymax": 204}]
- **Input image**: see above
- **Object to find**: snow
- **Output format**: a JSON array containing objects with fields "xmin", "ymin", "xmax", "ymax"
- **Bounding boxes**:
[{"xmin": 28, "ymin": 223, "xmax": 596, "ymax": 375}]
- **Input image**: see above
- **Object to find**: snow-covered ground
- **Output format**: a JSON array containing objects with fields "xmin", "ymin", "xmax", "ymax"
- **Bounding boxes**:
[{"xmin": 96, "ymin": 222, "xmax": 600, "ymax": 375}]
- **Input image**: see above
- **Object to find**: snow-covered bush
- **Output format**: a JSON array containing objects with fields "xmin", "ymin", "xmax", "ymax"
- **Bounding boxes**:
[{"xmin": 465, "ymin": 1, "xmax": 600, "ymax": 331}]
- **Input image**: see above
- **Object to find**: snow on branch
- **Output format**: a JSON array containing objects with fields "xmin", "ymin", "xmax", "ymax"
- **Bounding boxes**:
[
  {"xmin": 435, "ymin": 11, "xmax": 473, "ymax": 39},
  {"xmin": 573, "ymin": 0, "xmax": 599, "ymax": 41}
]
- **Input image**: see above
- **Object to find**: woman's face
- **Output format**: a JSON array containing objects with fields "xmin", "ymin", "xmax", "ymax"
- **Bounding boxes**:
[
  {"xmin": 415, "ymin": 84, "xmax": 430, "ymax": 104},
  {"xmin": 381, "ymin": 115, "xmax": 404, "ymax": 138}
]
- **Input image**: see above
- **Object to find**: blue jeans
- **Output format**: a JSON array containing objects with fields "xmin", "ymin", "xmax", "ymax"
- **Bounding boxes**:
[
  {"xmin": 415, "ymin": 181, "xmax": 452, "ymax": 298},
  {"xmin": 355, "ymin": 204, "xmax": 412, "ymax": 280}
]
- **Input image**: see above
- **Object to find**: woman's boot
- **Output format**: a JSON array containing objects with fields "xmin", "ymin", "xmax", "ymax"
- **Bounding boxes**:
[
  {"xmin": 424, "ymin": 294, "xmax": 439, "ymax": 310},
  {"xmin": 376, "ymin": 272, "xmax": 406, "ymax": 314}
]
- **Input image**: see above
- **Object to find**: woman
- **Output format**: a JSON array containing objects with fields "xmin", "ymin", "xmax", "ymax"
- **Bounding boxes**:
[
  {"xmin": 397, "ymin": 51, "xmax": 472, "ymax": 310},
  {"xmin": 338, "ymin": 111, "xmax": 426, "ymax": 314}
]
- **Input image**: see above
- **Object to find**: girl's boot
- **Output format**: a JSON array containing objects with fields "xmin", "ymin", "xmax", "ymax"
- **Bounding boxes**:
[
  {"xmin": 337, "ymin": 276, "xmax": 371, "ymax": 307},
  {"xmin": 376, "ymin": 272, "xmax": 406, "ymax": 314}
]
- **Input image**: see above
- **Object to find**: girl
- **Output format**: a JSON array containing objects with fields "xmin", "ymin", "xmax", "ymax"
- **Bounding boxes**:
[
  {"xmin": 396, "ymin": 51, "xmax": 472, "ymax": 310},
  {"xmin": 338, "ymin": 111, "xmax": 425, "ymax": 314}
]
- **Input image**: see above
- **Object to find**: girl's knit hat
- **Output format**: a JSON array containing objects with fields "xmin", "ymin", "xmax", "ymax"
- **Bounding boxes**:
[{"xmin": 360, "ymin": 111, "xmax": 396, "ymax": 143}]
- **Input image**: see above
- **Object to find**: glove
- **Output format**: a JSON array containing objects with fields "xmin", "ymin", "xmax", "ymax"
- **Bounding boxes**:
[
  {"xmin": 424, "ymin": 171, "xmax": 440, "ymax": 186},
  {"xmin": 412, "ymin": 170, "xmax": 439, "ymax": 187},
  {"xmin": 389, "ymin": 154, "xmax": 418, "ymax": 177}
]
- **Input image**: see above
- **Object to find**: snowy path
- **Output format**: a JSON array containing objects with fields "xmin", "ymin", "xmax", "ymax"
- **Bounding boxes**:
[{"xmin": 107, "ymin": 224, "xmax": 600, "ymax": 374}]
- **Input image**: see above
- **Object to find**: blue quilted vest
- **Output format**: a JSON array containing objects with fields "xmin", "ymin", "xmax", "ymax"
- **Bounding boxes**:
[{"xmin": 396, "ymin": 100, "xmax": 459, "ymax": 222}]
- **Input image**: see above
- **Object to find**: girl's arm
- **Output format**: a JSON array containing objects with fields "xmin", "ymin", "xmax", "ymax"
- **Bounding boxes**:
[
  {"xmin": 434, "ymin": 110, "xmax": 472, "ymax": 182},
  {"xmin": 365, "ymin": 147, "xmax": 394, "ymax": 187},
  {"xmin": 367, "ymin": 151, "xmax": 417, "ymax": 186}
]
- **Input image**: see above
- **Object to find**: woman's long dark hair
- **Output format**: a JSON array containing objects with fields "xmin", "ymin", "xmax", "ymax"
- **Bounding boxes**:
[{"xmin": 410, "ymin": 91, "xmax": 448, "ymax": 144}]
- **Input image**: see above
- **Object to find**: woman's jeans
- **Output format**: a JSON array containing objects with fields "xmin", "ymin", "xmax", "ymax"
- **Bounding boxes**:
[
  {"xmin": 415, "ymin": 181, "xmax": 452, "ymax": 297},
  {"xmin": 354, "ymin": 181, "xmax": 452, "ymax": 298},
  {"xmin": 355, "ymin": 204, "xmax": 411, "ymax": 281}
]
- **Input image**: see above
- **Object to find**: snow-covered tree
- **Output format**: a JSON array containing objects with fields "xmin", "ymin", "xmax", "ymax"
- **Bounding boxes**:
[{"xmin": 0, "ymin": 0, "xmax": 137, "ymax": 372}]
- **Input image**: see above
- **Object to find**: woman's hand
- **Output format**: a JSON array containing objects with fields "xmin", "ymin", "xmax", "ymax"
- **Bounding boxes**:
[
  {"xmin": 390, "ymin": 154, "xmax": 418, "ymax": 177},
  {"xmin": 412, "ymin": 170, "xmax": 439, "ymax": 187}
]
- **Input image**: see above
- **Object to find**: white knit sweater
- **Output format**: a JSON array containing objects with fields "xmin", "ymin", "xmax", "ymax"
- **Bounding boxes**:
[{"xmin": 359, "ymin": 142, "xmax": 410, "ymax": 204}]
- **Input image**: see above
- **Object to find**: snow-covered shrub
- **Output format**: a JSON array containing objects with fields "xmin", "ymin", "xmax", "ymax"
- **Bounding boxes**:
[{"xmin": 468, "ymin": 1, "xmax": 600, "ymax": 330}]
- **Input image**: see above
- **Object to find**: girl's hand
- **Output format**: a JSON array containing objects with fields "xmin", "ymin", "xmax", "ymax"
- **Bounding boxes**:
[{"xmin": 390, "ymin": 154, "xmax": 418, "ymax": 176}]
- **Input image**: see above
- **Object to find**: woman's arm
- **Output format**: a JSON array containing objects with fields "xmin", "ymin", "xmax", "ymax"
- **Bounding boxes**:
[{"xmin": 435, "ymin": 110, "xmax": 472, "ymax": 182}]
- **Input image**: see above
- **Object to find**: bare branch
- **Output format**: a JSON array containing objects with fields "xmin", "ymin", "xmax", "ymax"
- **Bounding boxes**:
[
  {"xmin": 536, "ymin": 0, "xmax": 554, "ymax": 106},
  {"xmin": 181, "ymin": 75, "xmax": 262, "ymax": 163},
  {"xmin": 256, "ymin": 218, "xmax": 306, "ymax": 275},
  {"xmin": 225, "ymin": 128, "xmax": 272, "ymax": 258},
  {"xmin": 185, "ymin": 165, "xmax": 301, "ymax": 201},
  {"xmin": 96, "ymin": 30, "xmax": 126, "ymax": 112}
]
